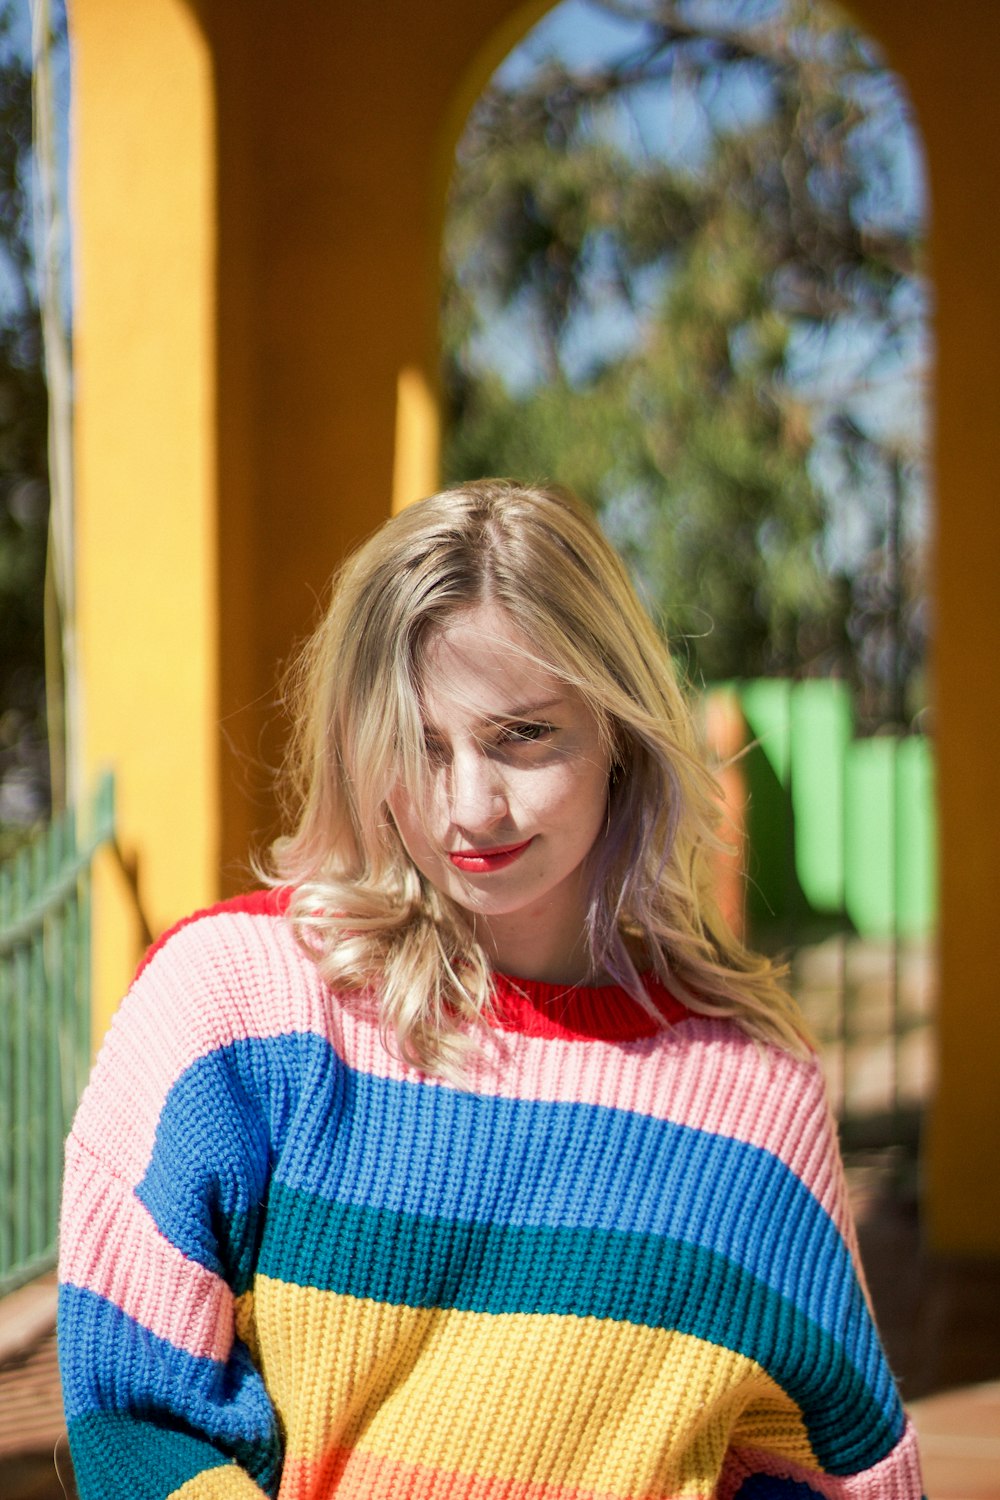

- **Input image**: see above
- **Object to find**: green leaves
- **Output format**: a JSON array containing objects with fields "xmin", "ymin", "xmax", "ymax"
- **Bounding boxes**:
[
  {"xmin": 441, "ymin": 0, "xmax": 927, "ymax": 715},
  {"xmin": 0, "ymin": 0, "xmax": 53, "ymax": 823}
]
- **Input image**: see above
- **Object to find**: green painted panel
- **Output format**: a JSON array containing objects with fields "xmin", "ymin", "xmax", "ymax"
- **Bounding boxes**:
[
  {"xmin": 736, "ymin": 679, "xmax": 805, "ymax": 927},
  {"xmin": 733, "ymin": 681, "xmax": 936, "ymax": 940},
  {"xmin": 739, "ymin": 678, "xmax": 792, "ymax": 786},
  {"xmin": 896, "ymin": 737, "xmax": 937, "ymax": 937},
  {"xmin": 842, "ymin": 736, "xmax": 937, "ymax": 938},
  {"xmin": 789, "ymin": 680, "xmax": 853, "ymax": 914}
]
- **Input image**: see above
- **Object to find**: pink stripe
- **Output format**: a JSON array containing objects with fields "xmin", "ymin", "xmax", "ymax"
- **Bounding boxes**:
[
  {"xmin": 59, "ymin": 1135, "xmax": 233, "ymax": 1362},
  {"xmin": 74, "ymin": 908, "xmax": 846, "ymax": 1231},
  {"xmin": 333, "ymin": 1005, "xmax": 847, "ymax": 1232},
  {"xmin": 717, "ymin": 1421, "xmax": 923, "ymax": 1500},
  {"xmin": 134, "ymin": 888, "xmax": 290, "ymax": 981}
]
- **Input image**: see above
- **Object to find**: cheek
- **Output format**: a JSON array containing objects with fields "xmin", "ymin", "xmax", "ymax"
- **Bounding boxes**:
[
  {"xmin": 578, "ymin": 769, "xmax": 612, "ymax": 839},
  {"xmin": 532, "ymin": 759, "xmax": 610, "ymax": 837},
  {"xmin": 573, "ymin": 760, "xmax": 613, "ymax": 851}
]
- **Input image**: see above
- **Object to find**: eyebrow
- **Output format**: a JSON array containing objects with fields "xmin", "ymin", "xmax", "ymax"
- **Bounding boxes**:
[
  {"xmin": 420, "ymin": 696, "xmax": 565, "ymax": 733},
  {"xmin": 488, "ymin": 697, "xmax": 563, "ymax": 721}
]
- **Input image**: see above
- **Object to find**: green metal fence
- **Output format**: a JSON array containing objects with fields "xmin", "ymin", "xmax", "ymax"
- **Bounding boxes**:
[{"xmin": 0, "ymin": 774, "xmax": 115, "ymax": 1297}]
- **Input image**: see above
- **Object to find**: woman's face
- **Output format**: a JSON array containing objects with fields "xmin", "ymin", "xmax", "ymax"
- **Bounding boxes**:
[{"xmin": 386, "ymin": 601, "xmax": 612, "ymax": 984}]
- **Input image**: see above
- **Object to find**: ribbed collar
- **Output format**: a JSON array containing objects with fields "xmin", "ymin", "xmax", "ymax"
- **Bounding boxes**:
[
  {"xmin": 151, "ymin": 890, "xmax": 690, "ymax": 1046},
  {"xmin": 487, "ymin": 970, "xmax": 689, "ymax": 1042}
]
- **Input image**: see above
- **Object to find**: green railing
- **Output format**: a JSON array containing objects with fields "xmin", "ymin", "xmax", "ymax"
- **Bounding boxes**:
[{"xmin": 0, "ymin": 774, "xmax": 115, "ymax": 1297}]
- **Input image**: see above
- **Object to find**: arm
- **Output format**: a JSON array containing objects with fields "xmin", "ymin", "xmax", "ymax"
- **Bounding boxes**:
[
  {"xmin": 58, "ymin": 916, "xmax": 284, "ymax": 1500},
  {"xmin": 712, "ymin": 1050, "xmax": 925, "ymax": 1500}
]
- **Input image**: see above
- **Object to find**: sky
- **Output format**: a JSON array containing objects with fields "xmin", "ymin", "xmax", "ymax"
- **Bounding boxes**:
[
  {"xmin": 0, "ymin": 0, "xmax": 72, "ymax": 324},
  {"xmin": 456, "ymin": 0, "xmax": 931, "ymax": 564}
]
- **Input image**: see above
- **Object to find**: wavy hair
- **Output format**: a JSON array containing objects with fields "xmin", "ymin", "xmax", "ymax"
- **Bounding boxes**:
[{"xmin": 268, "ymin": 478, "xmax": 810, "ymax": 1075}]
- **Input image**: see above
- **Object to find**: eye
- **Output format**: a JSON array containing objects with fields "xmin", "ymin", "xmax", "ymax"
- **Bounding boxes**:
[{"xmin": 495, "ymin": 720, "xmax": 554, "ymax": 746}]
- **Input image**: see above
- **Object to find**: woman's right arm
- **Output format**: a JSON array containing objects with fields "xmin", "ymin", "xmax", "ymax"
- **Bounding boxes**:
[{"xmin": 57, "ymin": 913, "xmax": 284, "ymax": 1500}]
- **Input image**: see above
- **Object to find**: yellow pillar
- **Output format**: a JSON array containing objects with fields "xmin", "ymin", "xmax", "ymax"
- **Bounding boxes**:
[
  {"xmin": 392, "ymin": 367, "xmax": 441, "ymax": 516},
  {"xmin": 854, "ymin": 0, "xmax": 1000, "ymax": 1252},
  {"xmin": 72, "ymin": 0, "xmax": 219, "ymax": 1039}
]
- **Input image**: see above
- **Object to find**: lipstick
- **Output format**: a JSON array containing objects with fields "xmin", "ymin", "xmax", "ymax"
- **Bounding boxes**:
[{"xmin": 448, "ymin": 839, "xmax": 533, "ymax": 873}]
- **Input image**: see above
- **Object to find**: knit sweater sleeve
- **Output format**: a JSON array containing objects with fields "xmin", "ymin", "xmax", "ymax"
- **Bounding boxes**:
[
  {"xmin": 699, "ymin": 1040, "xmax": 925, "ymax": 1500},
  {"xmin": 57, "ymin": 903, "xmax": 290, "ymax": 1500}
]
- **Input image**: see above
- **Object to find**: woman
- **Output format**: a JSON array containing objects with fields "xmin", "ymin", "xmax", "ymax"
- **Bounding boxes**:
[{"xmin": 58, "ymin": 480, "xmax": 923, "ymax": 1499}]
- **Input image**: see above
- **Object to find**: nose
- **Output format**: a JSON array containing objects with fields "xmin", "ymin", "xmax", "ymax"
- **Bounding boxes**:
[{"xmin": 446, "ymin": 744, "xmax": 508, "ymax": 830}]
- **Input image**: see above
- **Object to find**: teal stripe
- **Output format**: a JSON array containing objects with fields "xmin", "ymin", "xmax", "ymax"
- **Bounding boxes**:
[
  {"xmin": 66, "ymin": 1411, "xmax": 280, "ymax": 1500},
  {"xmin": 258, "ymin": 1184, "xmax": 902, "ymax": 1477},
  {"xmin": 59, "ymin": 1285, "xmax": 282, "ymax": 1494}
]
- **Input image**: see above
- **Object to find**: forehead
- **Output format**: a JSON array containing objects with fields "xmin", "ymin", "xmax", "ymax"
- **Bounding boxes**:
[{"xmin": 417, "ymin": 602, "xmax": 567, "ymax": 725}]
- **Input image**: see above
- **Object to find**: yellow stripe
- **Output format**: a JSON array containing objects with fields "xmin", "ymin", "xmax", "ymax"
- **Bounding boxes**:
[
  {"xmin": 251, "ymin": 1276, "xmax": 819, "ymax": 1497},
  {"xmin": 170, "ymin": 1464, "xmax": 269, "ymax": 1499},
  {"xmin": 234, "ymin": 1289, "xmax": 259, "ymax": 1365}
]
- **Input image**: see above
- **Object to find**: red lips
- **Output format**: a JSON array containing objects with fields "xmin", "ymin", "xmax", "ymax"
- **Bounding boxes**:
[{"xmin": 447, "ymin": 839, "xmax": 534, "ymax": 873}]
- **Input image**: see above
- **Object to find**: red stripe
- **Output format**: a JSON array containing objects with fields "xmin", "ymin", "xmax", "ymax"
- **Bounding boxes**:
[
  {"xmin": 134, "ymin": 885, "xmax": 688, "ymax": 1043},
  {"xmin": 278, "ymin": 1446, "xmax": 653, "ymax": 1500}
]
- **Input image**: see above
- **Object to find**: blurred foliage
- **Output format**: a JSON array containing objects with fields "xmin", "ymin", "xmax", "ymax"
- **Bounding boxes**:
[
  {"xmin": 0, "ymin": 0, "xmax": 51, "ymax": 828},
  {"xmin": 442, "ymin": 0, "xmax": 929, "ymax": 725}
]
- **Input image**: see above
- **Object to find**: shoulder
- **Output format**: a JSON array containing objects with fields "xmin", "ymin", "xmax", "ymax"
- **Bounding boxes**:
[
  {"xmin": 72, "ymin": 887, "xmax": 326, "ymax": 1178},
  {"xmin": 115, "ymin": 884, "xmax": 331, "ymax": 1050},
  {"xmin": 655, "ymin": 1013, "xmax": 846, "ymax": 1212},
  {"xmin": 664, "ymin": 1010, "xmax": 828, "ymax": 1121},
  {"xmin": 94, "ymin": 889, "xmax": 323, "ymax": 1091},
  {"xmin": 134, "ymin": 886, "xmax": 293, "ymax": 981}
]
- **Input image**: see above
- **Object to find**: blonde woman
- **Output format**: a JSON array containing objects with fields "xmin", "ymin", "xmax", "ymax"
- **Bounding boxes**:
[{"xmin": 58, "ymin": 480, "xmax": 923, "ymax": 1499}]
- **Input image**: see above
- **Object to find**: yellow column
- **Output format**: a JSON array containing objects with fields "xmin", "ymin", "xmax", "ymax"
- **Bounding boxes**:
[
  {"xmin": 854, "ymin": 0, "xmax": 1000, "ymax": 1252},
  {"xmin": 392, "ymin": 368, "xmax": 441, "ymax": 514},
  {"xmin": 72, "ymin": 0, "xmax": 218, "ymax": 1041}
]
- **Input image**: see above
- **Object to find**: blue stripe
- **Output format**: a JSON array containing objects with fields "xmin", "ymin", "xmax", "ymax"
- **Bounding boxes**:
[
  {"xmin": 58, "ymin": 1283, "xmax": 281, "ymax": 1494},
  {"xmin": 142, "ymin": 1035, "xmax": 866, "ymax": 1345}
]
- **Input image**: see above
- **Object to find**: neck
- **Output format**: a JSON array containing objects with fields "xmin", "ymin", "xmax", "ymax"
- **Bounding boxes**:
[{"xmin": 477, "ymin": 907, "xmax": 596, "ymax": 987}]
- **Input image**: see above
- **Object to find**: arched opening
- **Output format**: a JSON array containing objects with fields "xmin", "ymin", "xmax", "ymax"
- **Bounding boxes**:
[
  {"xmin": 441, "ymin": 0, "xmax": 934, "ymax": 1151},
  {"xmin": 46, "ymin": 0, "xmax": 1000, "ymax": 1265}
]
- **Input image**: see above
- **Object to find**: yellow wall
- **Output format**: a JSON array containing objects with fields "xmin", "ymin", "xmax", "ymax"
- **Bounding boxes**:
[
  {"xmin": 70, "ymin": 0, "xmax": 1000, "ymax": 1251},
  {"xmin": 72, "ymin": 0, "xmax": 218, "ymax": 1026}
]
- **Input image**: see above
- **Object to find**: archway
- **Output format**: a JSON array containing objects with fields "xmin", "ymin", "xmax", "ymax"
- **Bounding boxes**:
[
  {"xmin": 441, "ymin": 0, "xmax": 933, "ymax": 1146},
  {"xmin": 62, "ymin": 0, "xmax": 1000, "ymax": 1253}
]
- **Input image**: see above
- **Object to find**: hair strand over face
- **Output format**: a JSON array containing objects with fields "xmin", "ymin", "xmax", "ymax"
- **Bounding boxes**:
[{"xmin": 266, "ymin": 478, "xmax": 810, "ymax": 1077}]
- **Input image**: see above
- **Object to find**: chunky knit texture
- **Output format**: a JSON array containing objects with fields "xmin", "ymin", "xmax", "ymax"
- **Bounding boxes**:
[{"xmin": 58, "ymin": 891, "xmax": 923, "ymax": 1500}]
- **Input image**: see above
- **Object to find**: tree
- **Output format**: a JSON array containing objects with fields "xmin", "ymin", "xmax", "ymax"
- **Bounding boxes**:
[
  {"xmin": 0, "ymin": 0, "xmax": 50, "ymax": 836},
  {"xmin": 442, "ymin": 0, "xmax": 929, "ymax": 722}
]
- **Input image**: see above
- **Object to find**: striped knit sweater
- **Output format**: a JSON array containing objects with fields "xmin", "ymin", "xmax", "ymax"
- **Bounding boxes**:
[{"xmin": 57, "ymin": 891, "xmax": 923, "ymax": 1500}]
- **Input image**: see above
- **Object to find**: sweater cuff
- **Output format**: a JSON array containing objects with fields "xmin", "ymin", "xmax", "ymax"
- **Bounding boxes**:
[{"xmin": 722, "ymin": 1416, "xmax": 924, "ymax": 1500}]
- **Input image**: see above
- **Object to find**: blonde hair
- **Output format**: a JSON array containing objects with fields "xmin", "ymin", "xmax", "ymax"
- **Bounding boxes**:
[{"xmin": 269, "ymin": 478, "xmax": 810, "ymax": 1074}]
